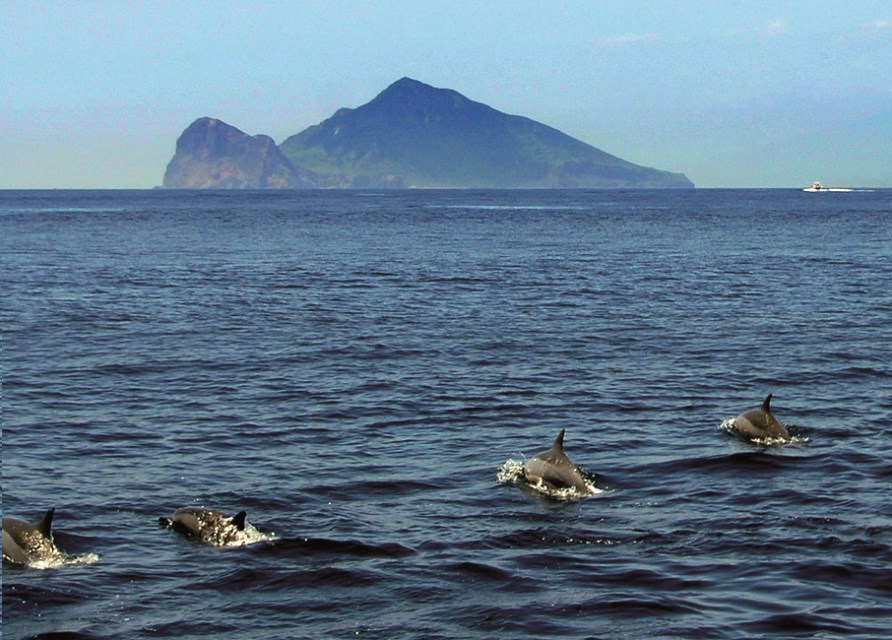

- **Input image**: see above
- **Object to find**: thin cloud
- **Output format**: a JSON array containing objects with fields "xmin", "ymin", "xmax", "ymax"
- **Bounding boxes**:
[
  {"xmin": 759, "ymin": 18, "xmax": 788, "ymax": 36},
  {"xmin": 860, "ymin": 19, "xmax": 892, "ymax": 33},
  {"xmin": 724, "ymin": 18, "xmax": 789, "ymax": 39},
  {"xmin": 592, "ymin": 32, "xmax": 660, "ymax": 49}
]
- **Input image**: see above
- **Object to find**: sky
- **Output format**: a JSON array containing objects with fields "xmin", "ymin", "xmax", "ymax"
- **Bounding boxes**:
[{"xmin": 2, "ymin": 0, "xmax": 890, "ymax": 188}]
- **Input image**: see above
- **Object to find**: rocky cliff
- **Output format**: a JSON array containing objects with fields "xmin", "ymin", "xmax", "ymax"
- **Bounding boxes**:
[{"xmin": 162, "ymin": 117, "xmax": 317, "ymax": 189}]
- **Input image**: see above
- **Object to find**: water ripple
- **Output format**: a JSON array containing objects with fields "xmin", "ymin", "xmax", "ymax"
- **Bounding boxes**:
[{"xmin": 3, "ymin": 189, "xmax": 891, "ymax": 640}]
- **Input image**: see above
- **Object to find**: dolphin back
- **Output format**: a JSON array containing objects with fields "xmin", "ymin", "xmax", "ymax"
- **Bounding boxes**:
[
  {"xmin": 37, "ymin": 508, "xmax": 55, "ymax": 539},
  {"xmin": 161, "ymin": 507, "xmax": 254, "ymax": 546},
  {"xmin": 732, "ymin": 394, "xmax": 790, "ymax": 441},
  {"xmin": 523, "ymin": 429, "xmax": 592, "ymax": 494},
  {"xmin": 2, "ymin": 509, "xmax": 60, "ymax": 565},
  {"xmin": 3, "ymin": 523, "xmax": 35, "ymax": 564},
  {"xmin": 533, "ymin": 429, "xmax": 572, "ymax": 465}
]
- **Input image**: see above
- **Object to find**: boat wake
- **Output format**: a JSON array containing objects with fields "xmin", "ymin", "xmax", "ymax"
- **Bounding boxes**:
[{"xmin": 803, "ymin": 181, "xmax": 853, "ymax": 192}]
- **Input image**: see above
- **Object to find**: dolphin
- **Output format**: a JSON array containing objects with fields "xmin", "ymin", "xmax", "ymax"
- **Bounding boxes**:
[
  {"xmin": 2, "ymin": 508, "xmax": 62, "ymax": 566},
  {"xmin": 159, "ymin": 507, "xmax": 252, "ymax": 546},
  {"xmin": 523, "ymin": 429, "xmax": 593, "ymax": 495},
  {"xmin": 730, "ymin": 393, "xmax": 791, "ymax": 441}
]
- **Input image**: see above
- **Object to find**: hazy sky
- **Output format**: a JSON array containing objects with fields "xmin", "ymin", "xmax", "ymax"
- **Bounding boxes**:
[{"xmin": 2, "ymin": 0, "xmax": 890, "ymax": 188}]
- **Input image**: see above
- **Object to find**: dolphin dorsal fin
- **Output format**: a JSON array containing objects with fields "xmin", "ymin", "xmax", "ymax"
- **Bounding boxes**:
[
  {"xmin": 231, "ymin": 511, "xmax": 248, "ymax": 531},
  {"xmin": 37, "ymin": 508, "xmax": 55, "ymax": 539},
  {"xmin": 762, "ymin": 394, "xmax": 773, "ymax": 412},
  {"xmin": 552, "ymin": 429, "xmax": 566, "ymax": 452}
]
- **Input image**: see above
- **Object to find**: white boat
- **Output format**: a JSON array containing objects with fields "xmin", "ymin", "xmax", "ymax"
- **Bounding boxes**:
[{"xmin": 803, "ymin": 181, "xmax": 852, "ymax": 192}]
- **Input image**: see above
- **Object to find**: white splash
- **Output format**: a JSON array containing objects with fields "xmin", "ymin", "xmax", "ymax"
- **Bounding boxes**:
[
  {"xmin": 26, "ymin": 551, "xmax": 101, "ymax": 570},
  {"xmin": 496, "ymin": 458, "xmax": 526, "ymax": 484},
  {"xmin": 207, "ymin": 524, "xmax": 276, "ymax": 548}
]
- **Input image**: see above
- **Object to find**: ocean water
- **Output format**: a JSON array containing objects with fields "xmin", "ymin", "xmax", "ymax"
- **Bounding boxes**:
[{"xmin": 2, "ymin": 188, "xmax": 890, "ymax": 639}]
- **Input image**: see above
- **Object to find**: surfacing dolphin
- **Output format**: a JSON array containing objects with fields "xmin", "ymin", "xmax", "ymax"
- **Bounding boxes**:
[
  {"xmin": 159, "ymin": 507, "xmax": 258, "ymax": 547},
  {"xmin": 523, "ymin": 429, "xmax": 595, "ymax": 496},
  {"xmin": 729, "ymin": 393, "xmax": 791, "ymax": 442},
  {"xmin": 2, "ymin": 508, "xmax": 63, "ymax": 566}
]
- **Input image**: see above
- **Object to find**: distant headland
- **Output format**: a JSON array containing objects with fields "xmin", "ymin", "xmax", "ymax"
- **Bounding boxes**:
[{"xmin": 163, "ymin": 78, "xmax": 694, "ymax": 190}]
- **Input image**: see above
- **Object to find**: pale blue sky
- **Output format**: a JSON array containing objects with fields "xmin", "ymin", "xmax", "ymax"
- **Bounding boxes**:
[{"xmin": 2, "ymin": 0, "xmax": 890, "ymax": 188}]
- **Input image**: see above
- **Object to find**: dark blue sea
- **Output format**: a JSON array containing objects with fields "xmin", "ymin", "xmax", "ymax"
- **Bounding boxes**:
[{"xmin": 2, "ymin": 188, "xmax": 891, "ymax": 640}]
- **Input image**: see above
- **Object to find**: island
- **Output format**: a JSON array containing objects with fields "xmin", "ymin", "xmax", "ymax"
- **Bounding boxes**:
[{"xmin": 163, "ymin": 78, "xmax": 693, "ymax": 190}]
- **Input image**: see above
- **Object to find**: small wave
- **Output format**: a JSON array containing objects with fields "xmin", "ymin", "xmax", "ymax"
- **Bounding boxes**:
[
  {"xmin": 448, "ymin": 560, "xmax": 515, "ymax": 581},
  {"xmin": 496, "ymin": 459, "xmax": 602, "ymax": 500},
  {"xmin": 199, "ymin": 565, "xmax": 382, "ymax": 591},
  {"xmin": 565, "ymin": 594, "xmax": 703, "ymax": 617},
  {"xmin": 22, "ymin": 632, "xmax": 101, "ymax": 640},
  {"xmin": 742, "ymin": 611, "xmax": 859, "ymax": 635},
  {"xmin": 479, "ymin": 528, "xmax": 620, "ymax": 551},
  {"xmin": 261, "ymin": 537, "xmax": 415, "ymax": 559},
  {"xmin": 656, "ymin": 450, "xmax": 807, "ymax": 475},
  {"xmin": 427, "ymin": 204, "xmax": 586, "ymax": 211},
  {"xmin": 9, "ymin": 206, "xmax": 128, "ymax": 215}
]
